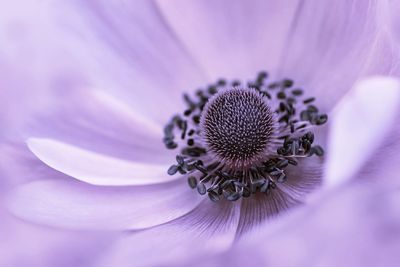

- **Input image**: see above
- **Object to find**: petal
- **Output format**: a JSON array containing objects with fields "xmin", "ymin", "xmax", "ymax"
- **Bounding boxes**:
[
  {"xmin": 223, "ymin": 184, "xmax": 400, "ymax": 267},
  {"xmin": 27, "ymin": 138, "xmax": 175, "ymax": 186},
  {"xmin": 0, "ymin": 142, "xmax": 53, "ymax": 188},
  {"xmin": 7, "ymin": 178, "xmax": 202, "ymax": 230},
  {"xmin": 237, "ymin": 190, "xmax": 299, "ymax": 237},
  {"xmin": 237, "ymin": 155, "xmax": 323, "ymax": 236},
  {"xmin": 0, "ymin": 216, "xmax": 112, "ymax": 267},
  {"xmin": 27, "ymin": 89, "xmax": 175, "ymax": 165},
  {"xmin": 48, "ymin": 0, "xmax": 207, "ymax": 124},
  {"xmin": 380, "ymin": 0, "xmax": 400, "ymax": 46},
  {"xmin": 356, "ymin": 102, "xmax": 400, "ymax": 189},
  {"xmin": 306, "ymin": 192, "xmax": 400, "ymax": 267},
  {"xmin": 96, "ymin": 200, "xmax": 241, "ymax": 267},
  {"xmin": 0, "ymin": 202, "xmax": 113, "ymax": 267},
  {"xmin": 156, "ymin": 0, "xmax": 301, "ymax": 80},
  {"xmin": 279, "ymin": 0, "xmax": 398, "ymax": 111},
  {"xmin": 324, "ymin": 76, "xmax": 400, "ymax": 188}
]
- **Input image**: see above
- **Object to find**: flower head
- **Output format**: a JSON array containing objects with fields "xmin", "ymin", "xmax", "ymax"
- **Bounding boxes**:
[
  {"xmin": 2, "ymin": 0, "xmax": 400, "ymax": 267},
  {"xmin": 163, "ymin": 73, "xmax": 327, "ymax": 202}
]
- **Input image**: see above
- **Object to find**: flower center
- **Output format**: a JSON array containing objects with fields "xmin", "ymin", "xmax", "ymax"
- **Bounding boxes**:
[
  {"xmin": 162, "ymin": 71, "xmax": 327, "ymax": 202},
  {"xmin": 200, "ymin": 88, "xmax": 274, "ymax": 170}
]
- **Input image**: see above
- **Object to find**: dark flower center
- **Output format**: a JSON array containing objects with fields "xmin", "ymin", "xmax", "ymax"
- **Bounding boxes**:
[
  {"xmin": 162, "ymin": 71, "xmax": 327, "ymax": 202},
  {"xmin": 200, "ymin": 88, "xmax": 274, "ymax": 169}
]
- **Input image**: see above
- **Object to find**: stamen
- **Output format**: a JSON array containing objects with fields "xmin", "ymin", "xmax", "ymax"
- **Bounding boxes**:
[{"xmin": 163, "ymin": 71, "xmax": 328, "ymax": 202}]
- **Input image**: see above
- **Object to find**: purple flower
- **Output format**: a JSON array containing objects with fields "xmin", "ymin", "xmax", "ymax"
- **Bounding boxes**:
[{"xmin": 2, "ymin": 1, "xmax": 400, "ymax": 266}]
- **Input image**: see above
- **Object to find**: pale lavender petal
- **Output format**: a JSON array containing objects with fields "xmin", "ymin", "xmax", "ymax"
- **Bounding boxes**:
[
  {"xmin": 0, "ymin": 58, "xmax": 56, "ymax": 141},
  {"xmin": 0, "ymin": 143, "xmax": 114, "ymax": 267},
  {"xmin": 50, "ymin": 0, "xmax": 207, "ymax": 124},
  {"xmin": 27, "ymin": 138, "xmax": 175, "ymax": 186},
  {"xmin": 381, "ymin": 0, "xmax": 400, "ymax": 45},
  {"xmin": 204, "ymin": 185, "xmax": 400, "ymax": 267},
  {"xmin": 356, "ymin": 103, "xmax": 400, "ymax": 189},
  {"xmin": 0, "ymin": 1, "xmax": 95, "ymax": 142},
  {"xmin": 237, "ymin": 155, "xmax": 322, "ymax": 236},
  {"xmin": 324, "ymin": 77, "xmax": 400, "ymax": 188},
  {"xmin": 0, "ymin": 140, "xmax": 87, "ymax": 196},
  {"xmin": 305, "ymin": 190, "xmax": 400, "ymax": 267},
  {"xmin": 0, "ymin": 211, "xmax": 113, "ymax": 267},
  {"xmin": 27, "ymin": 89, "xmax": 175, "ymax": 165},
  {"xmin": 0, "ymin": 208, "xmax": 117, "ymax": 267},
  {"xmin": 279, "ymin": 0, "xmax": 399, "ymax": 111},
  {"xmin": 96, "ymin": 200, "xmax": 241, "ymax": 267},
  {"xmin": 156, "ymin": 0, "xmax": 300, "ymax": 81},
  {"xmin": 7, "ymin": 178, "xmax": 202, "ymax": 230},
  {"xmin": 236, "ymin": 190, "xmax": 299, "ymax": 237}
]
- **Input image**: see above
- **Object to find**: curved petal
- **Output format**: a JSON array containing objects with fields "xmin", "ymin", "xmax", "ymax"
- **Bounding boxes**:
[
  {"xmin": 279, "ymin": 0, "xmax": 398, "ymax": 111},
  {"xmin": 27, "ymin": 89, "xmax": 176, "ymax": 165},
  {"xmin": 96, "ymin": 200, "xmax": 241, "ymax": 267},
  {"xmin": 324, "ymin": 76, "xmax": 400, "ymax": 188},
  {"xmin": 0, "ymin": 1, "xmax": 78, "ymax": 142},
  {"xmin": 7, "ymin": 178, "xmax": 202, "ymax": 230},
  {"xmin": 0, "ymin": 212, "xmax": 113, "ymax": 267},
  {"xmin": 220, "ymin": 184, "xmax": 400, "ymax": 267},
  {"xmin": 48, "ymin": 0, "xmax": 208, "ymax": 124},
  {"xmin": 237, "ymin": 155, "xmax": 323, "ymax": 236},
  {"xmin": 237, "ymin": 190, "xmax": 299, "ymax": 237},
  {"xmin": 0, "ymin": 142, "xmax": 55, "ymax": 188},
  {"xmin": 156, "ymin": 0, "xmax": 301, "ymax": 81},
  {"xmin": 0, "ymin": 62, "xmax": 47, "ymax": 141},
  {"xmin": 27, "ymin": 138, "xmax": 175, "ymax": 186},
  {"xmin": 380, "ymin": 0, "xmax": 400, "ymax": 46},
  {"xmin": 356, "ymin": 95, "xmax": 400, "ymax": 189}
]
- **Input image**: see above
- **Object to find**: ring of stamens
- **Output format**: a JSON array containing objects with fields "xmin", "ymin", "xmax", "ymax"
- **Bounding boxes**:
[{"xmin": 163, "ymin": 71, "xmax": 327, "ymax": 202}]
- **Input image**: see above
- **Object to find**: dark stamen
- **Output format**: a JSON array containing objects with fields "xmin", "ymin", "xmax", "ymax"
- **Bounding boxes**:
[{"xmin": 163, "ymin": 71, "xmax": 327, "ymax": 202}]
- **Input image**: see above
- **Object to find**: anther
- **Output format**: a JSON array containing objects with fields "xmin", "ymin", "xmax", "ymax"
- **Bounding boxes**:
[{"xmin": 162, "ymin": 71, "xmax": 327, "ymax": 202}]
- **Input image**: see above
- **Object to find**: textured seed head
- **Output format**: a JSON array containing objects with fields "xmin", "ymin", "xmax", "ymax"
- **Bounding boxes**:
[{"xmin": 200, "ymin": 88, "xmax": 274, "ymax": 169}]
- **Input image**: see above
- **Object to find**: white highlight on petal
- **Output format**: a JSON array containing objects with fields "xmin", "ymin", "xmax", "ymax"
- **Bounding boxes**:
[
  {"xmin": 91, "ymin": 90, "xmax": 162, "ymax": 136},
  {"xmin": 324, "ymin": 76, "xmax": 400, "ymax": 188},
  {"xmin": 27, "ymin": 138, "xmax": 176, "ymax": 186}
]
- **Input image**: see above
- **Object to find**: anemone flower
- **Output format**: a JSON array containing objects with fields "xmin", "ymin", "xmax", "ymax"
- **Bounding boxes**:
[
  {"xmin": 184, "ymin": 77, "xmax": 400, "ymax": 267},
  {"xmin": 2, "ymin": 1, "xmax": 400, "ymax": 267}
]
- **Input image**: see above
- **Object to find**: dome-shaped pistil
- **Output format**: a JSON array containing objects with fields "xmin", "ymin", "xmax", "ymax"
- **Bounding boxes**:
[{"xmin": 200, "ymin": 88, "xmax": 274, "ymax": 169}]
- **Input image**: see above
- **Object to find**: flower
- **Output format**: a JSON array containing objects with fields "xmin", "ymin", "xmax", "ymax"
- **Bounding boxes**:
[
  {"xmin": 2, "ymin": 1, "xmax": 400, "ymax": 267},
  {"xmin": 185, "ymin": 77, "xmax": 400, "ymax": 267}
]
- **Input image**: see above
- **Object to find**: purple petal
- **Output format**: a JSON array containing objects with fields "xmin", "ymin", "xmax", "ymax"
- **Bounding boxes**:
[
  {"xmin": 156, "ymin": 0, "xmax": 300, "ymax": 81},
  {"xmin": 27, "ymin": 89, "xmax": 175, "ymax": 165},
  {"xmin": 51, "ymin": 0, "xmax": 207, "ymax": 124},
  {"xmin": 255, "ymin": 186, "xmax": 400, "ymax": 267},
  {"xmin": 27, "ymin": 138, "xmax": 176, "ymax": 186},
  {"xmin": 0, "ymin": 210, "xmax": 113, "ymax": 267},
  {"xmin": 324, "ymin": 76, "xmax": 400, "ymax": 188},
  {"xmin": 279, "ymin": 0, "xmax": 398, "ymax": 111},
  {"xmin": 381, "ymin": 0, "xmax": 400, "ymax": 45},
  {"xmin": 236, "ymin": 190, "xmax": 299, "ymax": 237},
  {"xmin": 237, "ymin": 155, "xmax": 322, "ymax": 236},
  {"xmin": 200, "ymin": 184, "xmax": 400, "ymax": 267},
  {"xmin": 356, "ymin": 100, "xmax": 400, "ymax": 189},
  {"xmin": 96, "ymin": 200, "xmax": 241, "ymax": 267},
  {"xmin": 0, "ymin": 143, "xmax": 113, "ymax": 266},
  {"xmin": 7, "ymin": 178, "xmax": 202, "ymax": 230}
]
